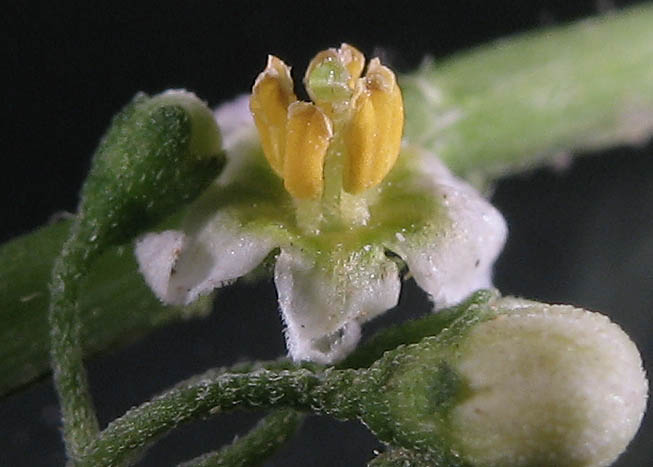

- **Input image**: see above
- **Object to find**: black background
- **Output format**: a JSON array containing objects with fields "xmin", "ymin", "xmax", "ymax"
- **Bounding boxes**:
[{"xmin": 2, "ymin": 1, "xmax": 652, "ymax": 465}]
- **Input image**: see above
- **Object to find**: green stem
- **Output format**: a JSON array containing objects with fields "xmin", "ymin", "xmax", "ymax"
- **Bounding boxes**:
[
  {"xmin": 401, "ymin": 4, "xmax": 653, "ymax": 183},
  {"xmin": 79, "ymin": 366, "xmax": 361, "ymax": 467},
  {"xmin": 48, "ymin": 225, "xmax": 101, "ymax": 459},
  {"xmin": 177, "ymin": 409, "xmax": 303, "ymax": 467}
]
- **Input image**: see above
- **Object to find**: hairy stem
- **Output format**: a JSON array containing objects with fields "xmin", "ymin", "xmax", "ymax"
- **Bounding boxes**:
[
  {"xmin": 177, "ymin": 409, "xmax": 303, "ymax": 467},
  {"xmin": 78, "ymin": 366, "xmax": 361, "ymax": 467},
  {"xmin": 402, "ymin": 4, "xmax": 653, "ymax": 182},
  {"xmin": 48, "ymin": 225, "xmax": 101, "ymax": 459}
]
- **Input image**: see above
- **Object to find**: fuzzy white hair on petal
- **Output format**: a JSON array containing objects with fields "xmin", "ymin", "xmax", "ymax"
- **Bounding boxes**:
[
  {"xmin": 387, "ymin": 149, "xmax": 508, "ymax": 308},
  {"xmin": 135, "ymin": 230, "xmax": 186, "ymax": 303},
  {"xmin": 212, "ymin": 95, "xmax": 261, "ymax": 185},
  {"xmin": 213, "ymin": 94, "xmax": 255, "ymax": 151},
  {"xmin": 274, "ymin": 246, "xmax": 401, "ymax": 364},
  {"xmin": 135, "ymin": 212, "xmax": 276, "ymax": 306}
]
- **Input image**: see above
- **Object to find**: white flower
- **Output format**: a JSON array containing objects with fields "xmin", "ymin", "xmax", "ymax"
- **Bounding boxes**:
[{"xmin": 135, "ymin": 46, "xmax": 507, "ymax": 364}]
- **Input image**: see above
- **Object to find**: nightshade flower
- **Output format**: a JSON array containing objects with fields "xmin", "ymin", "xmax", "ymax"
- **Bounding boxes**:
[{"xmin": 135, "ymin": 45, "xmax": 507, "ymax": 363}]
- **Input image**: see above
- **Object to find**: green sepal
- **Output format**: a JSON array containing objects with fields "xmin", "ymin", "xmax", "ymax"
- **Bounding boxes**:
[{"xmin": 354, "ymin": 297, "xmax": 499, "ymax": 460}]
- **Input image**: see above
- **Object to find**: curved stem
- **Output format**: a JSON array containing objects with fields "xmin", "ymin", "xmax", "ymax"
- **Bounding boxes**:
[
  {"xmin": 78, "ymin": 366, "xmax": 361, "ymax": 467},
  {"xmin": 48, "ymin": 227, "xmax": 100, "ymax": 460},
  {"xmin": 177, "ymin": 409, "xmax": 303, "ymax": 467}
]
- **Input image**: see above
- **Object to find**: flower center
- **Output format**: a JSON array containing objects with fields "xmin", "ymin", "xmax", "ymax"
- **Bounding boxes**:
[{"xmin": 249, "ymin": 44, "xmax": 404, "ymax": 233}]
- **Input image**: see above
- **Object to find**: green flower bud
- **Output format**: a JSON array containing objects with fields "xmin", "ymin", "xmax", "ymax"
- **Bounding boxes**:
[
  {"xmin": 362, "ymin": 297, "xmax": 647, "ymax": 467},
  {"xmin": 77, "ymin": 90, "xmax": 224, "ymax": 250}
]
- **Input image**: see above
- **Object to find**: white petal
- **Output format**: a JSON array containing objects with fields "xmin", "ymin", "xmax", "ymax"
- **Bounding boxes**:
[
  {"xmin": 213, "ymin": 94, "xmax": 256, "ymax": 152},
  {"xmin": 135, "ymin": 230, "xmax": 186, "ymax": 302},
  {"xmin": 387, "ymin": 149, "xmax": 508, "ymax": 308},
  {"xmin": 213, "ymin": 95, "xmax": 261, "ymax": 185},
  {"xmin": 135, "ymin": 211, "xmax": 276, "ymax": 305},
  {"xmin": 274, "ymin": 246, "xmax": 401, "ymax": 364}
]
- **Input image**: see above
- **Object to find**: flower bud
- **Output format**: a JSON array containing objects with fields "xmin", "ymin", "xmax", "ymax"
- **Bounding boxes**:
[
  {"xmin": 364, "ymin": 298, "xmax": 648, "ymax": 467},
  {"xmin": 78, "ymin": 90, "xmax": 224, "ymax": 249}
]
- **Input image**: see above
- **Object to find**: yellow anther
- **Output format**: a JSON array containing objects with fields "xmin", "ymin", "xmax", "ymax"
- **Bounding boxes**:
[
  {"xmin": 250, "ymin": 55, "xmax": 297, "ymax": 176},
  {"xmin": 339, "ymin": 43, "xmax": 365, "ymax": 88},
  {"xmin": 283, "ymin": 102, "xmax": 333, "ymax": 200},
  {"xmin": 344, "ymin": 58, "xmax": 404, "ymax": 194},
  {"xmin": 250, "ymin": 47, "xmax": 403, "ymax": 209}
]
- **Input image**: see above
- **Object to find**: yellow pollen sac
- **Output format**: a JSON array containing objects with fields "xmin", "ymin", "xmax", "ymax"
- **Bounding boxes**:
[
  {"xmin": 250, "ymin": 46, "xmax": 404, "ymax": 205},
  {"xmin": 344, "ymin": 58, "xmax": 404, "ymax": 194},
  {"xmin": 283, "ymin": 102, "xmax": 333, "ymax": 199},
  {"xmin": 250, "ymin": 55, "xmax": 297, "ymax": 176}
]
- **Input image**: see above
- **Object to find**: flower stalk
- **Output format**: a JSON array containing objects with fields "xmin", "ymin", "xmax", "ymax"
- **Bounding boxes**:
[
  {"xmin": 49, "ymin": 231, "xmax": 102, "ymax": 458},
  {"xmin": 178, "ymin": 409, "xmax": 303, "ymax": 467},
  {"xmin": 78, "ymin": 366, "xmax": 330, "ymax": 467}
]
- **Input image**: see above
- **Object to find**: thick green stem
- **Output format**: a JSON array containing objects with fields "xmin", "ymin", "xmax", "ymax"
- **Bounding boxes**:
[
  {"xmin": 0, "ymin": 220, "xmax": 212, "ymax": 399},
  {"xmin": 402, "ymin": 4, "xmax": 653, "ymax": 182},
  {"xmin": 48, "ymin": 225, "xmax": 101, "ymax": 459},
  {"xmin": 78, "ymin": 366, "xmax": 362, "ymax": 467}
]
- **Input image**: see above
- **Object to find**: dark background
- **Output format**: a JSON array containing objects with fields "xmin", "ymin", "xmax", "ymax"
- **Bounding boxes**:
[{"xmin": 2, "ymin": 1, "xmax": 651, "ymax": 465}]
